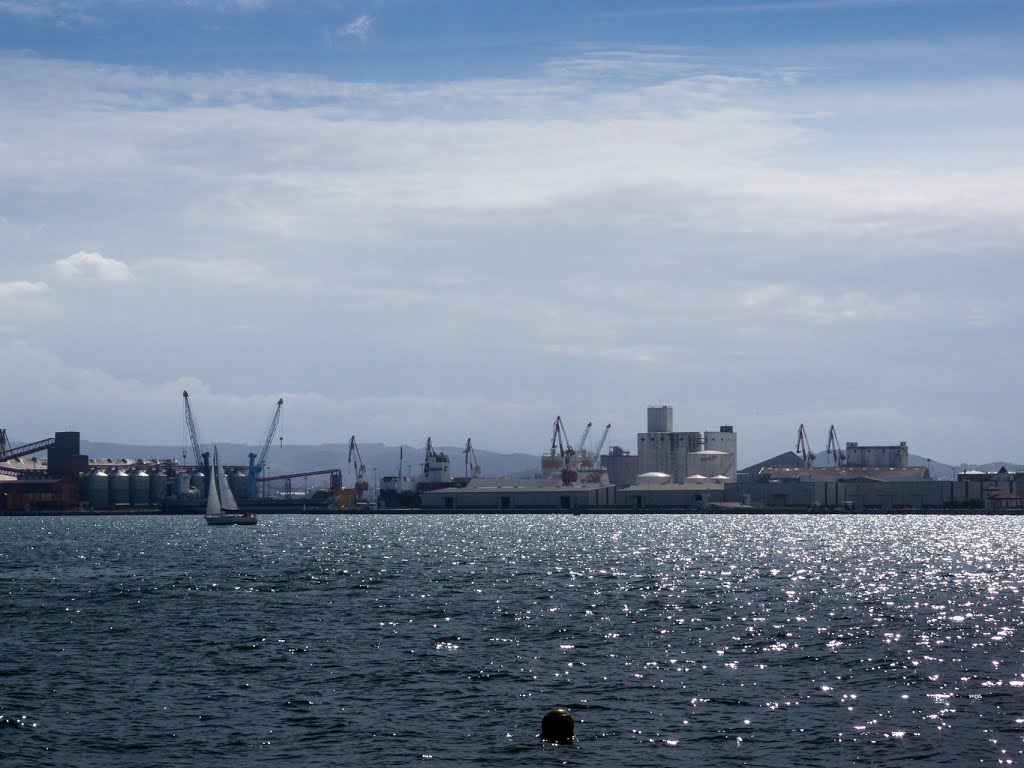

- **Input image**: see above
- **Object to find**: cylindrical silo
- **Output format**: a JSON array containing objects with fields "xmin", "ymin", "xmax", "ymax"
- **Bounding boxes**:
[
  {"xmin": 229, "ymin": 468, "xmax": 249, "ymax": 500},
  {"xmin": 173, "ymin": 470, "xmax": 191, "ymax": 497},
  {"xmin": 129, "ymin": 469, "xmax": 149, "ymax": 506},
  {"xmin": 81, "ymin": 469, "xmax": 109, "ymax": 509},
  {"xmin": 149, "ymin": 467, "xmax": 168, "ymax": 504},
  {"xmin": 109, "ymin": 469, "xmax": 130, "ymax": 506},
  {"xmin": 190, "ymin": 470, "xmax": 206, "ymax": 498}
]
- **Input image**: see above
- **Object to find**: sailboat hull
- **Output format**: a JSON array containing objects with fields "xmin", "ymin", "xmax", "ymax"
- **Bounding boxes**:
[{"xmin": 205, "ymin": 514, "xmax": 257, "ymax": 526}]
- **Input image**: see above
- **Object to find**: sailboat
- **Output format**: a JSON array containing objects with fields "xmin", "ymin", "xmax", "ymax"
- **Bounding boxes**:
[{"xmin": 205, "ymin": 446, "xmax": 257, "ymax": 526}]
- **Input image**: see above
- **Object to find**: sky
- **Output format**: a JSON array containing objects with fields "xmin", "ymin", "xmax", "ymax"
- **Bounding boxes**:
[{"xmin": 1, "ymin": 0, "xmax": 1022, "ymax": 467}]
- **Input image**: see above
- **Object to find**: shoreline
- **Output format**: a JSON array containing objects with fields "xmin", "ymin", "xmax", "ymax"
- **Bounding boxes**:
[{"xmin": 1, "ymin": 506, "xmax": 1016, "ymax": 517}]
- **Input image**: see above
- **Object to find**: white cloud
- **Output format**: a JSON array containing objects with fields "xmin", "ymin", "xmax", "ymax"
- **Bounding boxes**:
[
  {"xmin": 0, "ymin": 1, "xmax": 52, "ymax": 19},
  {"xmin": 0, "ymin": 0, "xmax": 270, "ymax": 20},
  {"xmin": 0, "ymin": 45, "xmax": 1021, "ymax": 462},
  {"xmin": 338, "ymin": 13, "xmax": 372, "ymax": 40},
  {"xmin": 54, "ymin": 251, "xmax": 133, "ymax": 282},
  {"xmin": 610, "ymin": 0, "xmax": 956, "ymax": 17},
  {"xmin": 0, "ymin": 280, "xmax": 48, "ymax": 299}
]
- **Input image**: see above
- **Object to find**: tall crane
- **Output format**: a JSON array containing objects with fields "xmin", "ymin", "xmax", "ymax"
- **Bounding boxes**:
[
  {"xmin": 825, "ymin": 425, "xmax": 846, "ymax": 467},
  {"xmin": 347, "ymin": 435, "xmax": 369, "ymax": 502},
  {"xmin": 247, "ymin": 398, "xmax": 284, "ymax": 498},
  {"xmin": 463, "ymin": 438, "xmax": 481, "ymax": 478},
  {"xmin": 549, "ymin": 416, "xmax": 571, "ymax": 459},
  {"xmin": 182, "ymin": 391, "xmax": 210, "ymax": 481},
  {"xmin": 575, "ymin": 422, "xmax": 593, "ymax": 459},
  {"xmin": 796, "ymin": 423, "xmax": 816, "ymax": 469},
  {"xmin": 591, "ymin": 423, "xmax": 611, "ymax": 467}
]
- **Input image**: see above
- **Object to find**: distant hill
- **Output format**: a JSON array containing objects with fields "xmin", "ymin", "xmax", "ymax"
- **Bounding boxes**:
[
  {"xmin": 908, "ymin": 456, "xmax": 1024, "ymax": 480},
  {"xmin": 909, "ymin": 455, "xmax": 957, "ymax": 480}
]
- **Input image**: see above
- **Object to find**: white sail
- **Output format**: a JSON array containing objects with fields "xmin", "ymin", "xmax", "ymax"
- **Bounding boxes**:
[
  {"xmin": 203, "ymin": 445, "xmax": 255, "ymax": 525},
  {"xmin": 218, "ymin": 457, "xmax": 239, "ymax": 512},
  {"xmin": 205, "ymin": 447, "xmax": 223, "ymax": 517}
]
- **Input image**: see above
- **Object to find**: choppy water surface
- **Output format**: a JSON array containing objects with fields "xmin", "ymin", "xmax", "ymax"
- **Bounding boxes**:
[{"xmin": 1, "ymin": 515, "xmax": 1022, "ymax": 767}]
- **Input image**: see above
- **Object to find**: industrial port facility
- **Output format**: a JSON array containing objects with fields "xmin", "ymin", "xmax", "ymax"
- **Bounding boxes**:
[{"xmin": 1, "ymin": 399, "xmax": 1021, "ymax": 515}]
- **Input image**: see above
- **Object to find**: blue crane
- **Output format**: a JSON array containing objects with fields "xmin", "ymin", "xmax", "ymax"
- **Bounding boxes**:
[{"xmin": 247, "ymin": 398, "xmax": 284, "ymax": 498}]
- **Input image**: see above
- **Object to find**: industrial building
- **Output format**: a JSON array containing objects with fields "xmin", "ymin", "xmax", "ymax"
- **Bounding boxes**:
[
  {"xmin": 420, "ymin": 477, "xmax": 615, "ymax": 512},
  {"xmin": 845, "ymin": 442, "xmax": 910, "ymax": 468},
  {"xmin": 2, "ymin": 419, "xmax": 1019, "ymax": 515},
  {"xmin": 604, "ymin": 406, "xmax": 738, "ymax": 485},
  {"xmin": 603, "ymin": 446, "xmax": 639, "ymax": 486},
  {"xmin": 1, "ymin": 429, "xmax": 345, "ymax": 513}
]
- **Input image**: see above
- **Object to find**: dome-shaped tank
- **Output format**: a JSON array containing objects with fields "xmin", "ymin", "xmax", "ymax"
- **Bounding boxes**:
[
  {"xmin": 637, "ymin": 471, "xmax": 672, "ymax": 485},
  {"xmin": 149, "ymin": 467, "xmax": 168, "ymax": 504},
  {"xmin": 109, "ymin": 469, "xmax": 130, "ymax": 506},
  {"xmin": 229, "ymin": 468, "xmax": 249, "ymax": 500},
  {"xmin": 129, "ymin": 469, "xmax": 150, "ymax": 506},
  {"xmin": 81, "ymin": 469, "xmax": 109, "ymax": 509}
]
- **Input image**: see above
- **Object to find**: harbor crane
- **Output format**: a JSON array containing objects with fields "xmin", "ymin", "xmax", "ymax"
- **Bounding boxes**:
[
  {"xmin": 347, "ymin": 436, "xmax": 369, "ymax": 502},
  {"xmin": 575, "ymin": 422, "xmax": 593, "ymax": 459},
  {"xmin": 247, "ymin": 398, "xmax": 284, "ymax": 499},
  {"xmin": 825, "ymin": 425, "xmax": 846, "ymax": 467},
  {"xmin": 463, "ymin": 438, "xmax": 481, "ymax": 478},
  {"xmin": 796, "ymin": 423, "xmax": 816, "ymax": 469},
  {"xmin": 549, "ymin": 416, "xmax": 572, "ymax": 460},
  {"xmin": 591, "ymin": 423, "xmax": 611, "ymax": 467},
  {"xmin": 182, "ymin": 391, "xmax": 210, "ymax": 481}
]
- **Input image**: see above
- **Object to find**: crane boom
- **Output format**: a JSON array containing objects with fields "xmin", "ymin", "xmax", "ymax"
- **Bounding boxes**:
[
  {"xmin": 826, "ymin": 425, "xmax": 846, "ymax": 467},
  {"xmin": 796, "ymin": 423, "xmax": 816, "ymax": 469},
  {"xmin": 463, "ymin": 437, "xmax": 481, "ymax": 478},
  {"xmin": 576, "ymin": 422, "xmax": 592, "ymax": 457},
  {"xmin": 549, "ymin": 416, "xmax": 567, "ymax": 457},
  {"xmin": 247, "ymin": 398, "xmax": 284, "ymax": 498},
  {"xmin": 592, "ymin": 423, "xmax": 611, "ymax": 466},
  {"xmin": 182, "ymin": 390, "xmax": 205, "ymax": 467},
  {"xmin": 347, "ymin": 435, "xmax": 369, "ymax": 502}
]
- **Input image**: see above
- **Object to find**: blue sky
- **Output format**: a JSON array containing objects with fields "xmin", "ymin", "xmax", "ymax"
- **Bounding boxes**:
[
  {"xmin": 3, "ymin": 2, "xmax": 1021, "ymax": 79},
  {"xmin": 1, "ymin": 0, "xmax": 1022, "ymax": 466}
]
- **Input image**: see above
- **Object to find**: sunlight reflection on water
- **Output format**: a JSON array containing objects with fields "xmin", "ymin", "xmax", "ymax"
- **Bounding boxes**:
[{"xmin": 1, "ymin": 514, "xmax": 1021, "ymax": 767}]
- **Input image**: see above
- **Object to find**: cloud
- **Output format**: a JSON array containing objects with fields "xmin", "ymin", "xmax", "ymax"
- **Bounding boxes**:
[
  {"xmin": 338, "ymin": 13, "xmax": 372, "ymax": 40},
  {"xmin": 54, "ymin": 251, "xmax": 133, "ymax": 282},
  {"xmin": 0, "ymin": 280, "xmax": 48, "ymax": 299},
  {"xmin": 0, "ymin": 1, "xmax": 53, "ymax": 19},
  {"xmin": 611, "ymin": 0, "xmax": 954, "ymax": 17},
  {"xmin": 0, "ymin": 44, "xmax": 1022, "ymax": 461}
]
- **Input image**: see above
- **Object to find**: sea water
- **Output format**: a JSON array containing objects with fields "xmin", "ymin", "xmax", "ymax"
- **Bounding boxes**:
[{"xmin": 1, "ymin": 514, "xmax": 1021, "ymax": 767}]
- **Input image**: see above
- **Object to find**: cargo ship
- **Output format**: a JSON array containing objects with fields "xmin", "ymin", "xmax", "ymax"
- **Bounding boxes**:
[{"xmin": 378, "ymin": 438, "xmax": 468, "ymax": 508}]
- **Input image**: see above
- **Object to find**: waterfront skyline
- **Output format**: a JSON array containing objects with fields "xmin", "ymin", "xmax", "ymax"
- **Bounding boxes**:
[{"xmin": 1, "ymin": 1, "xmax": 1022, "ymax": 464}]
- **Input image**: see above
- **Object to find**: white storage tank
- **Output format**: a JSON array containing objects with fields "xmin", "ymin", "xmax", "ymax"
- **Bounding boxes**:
[
  {"xmin": 637, "ymin": 471, "xmax": 672, "ymax": 486},
  {"xmin": 688, "ymin": 450, "xmax": 735, "ymax": 481}
]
